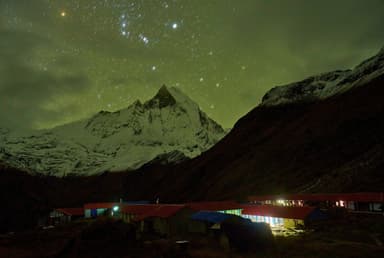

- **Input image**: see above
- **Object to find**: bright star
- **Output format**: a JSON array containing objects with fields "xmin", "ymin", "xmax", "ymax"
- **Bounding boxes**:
[{"xmin": 139, "ymin": 34, "xmax": 149, "ymax": 44}]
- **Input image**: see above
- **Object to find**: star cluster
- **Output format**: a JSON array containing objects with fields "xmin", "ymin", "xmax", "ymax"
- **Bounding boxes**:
[{"xmin": 1, "ymin": 0, "xmax": 384, "ymax": 129}]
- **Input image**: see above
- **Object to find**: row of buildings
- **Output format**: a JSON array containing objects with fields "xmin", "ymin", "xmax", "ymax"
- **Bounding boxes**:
[
  {"xmin": 49, "ymin": 192, "xmax": 383, "ymax": 236},
  {"xmin": 247, "ymin": 192, "xmax": 384, "ymax": 212}
]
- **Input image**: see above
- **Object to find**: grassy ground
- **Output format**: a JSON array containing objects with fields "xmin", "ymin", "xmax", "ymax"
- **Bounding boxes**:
[{"xmin": 0, "ymin": 213, "xmax": 383, "ymax": 258}]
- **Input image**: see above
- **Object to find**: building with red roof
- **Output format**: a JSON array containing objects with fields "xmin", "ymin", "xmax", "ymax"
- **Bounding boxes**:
[
  {"xmin": 247, "ymin": 192, "xmax": 384, "ymax": 213},
  {"xmin": 120, "ymin": 204, "xmax": 192, "ymax": 237},
  {"xmin": 135, "ymin": 205, "xmax": 186, "ymax": 220},
  {"xmin": 84, "ymin": 202, "xmax": 120, "ymax": 218},
  {"xmin": 49, "ymin": 207, "xmax": 84, "ymax": 225},
  {"xmin": 241, "ymin": 205, "xmax": 327, "ymax": 229},
  {"xmin": 187, "ymin": 201, "xmax": 243, "ymax": 216},
  {"xmin": 119, "ymin": 201, "xmax": 244, "ymax": 223},
  {"xmin": 120, "ymin": 204, "xmax": 155, "ymax": 222},
  {"xmin": 119, "ymin": 204, "xmax": 186, "ymax": 222}
]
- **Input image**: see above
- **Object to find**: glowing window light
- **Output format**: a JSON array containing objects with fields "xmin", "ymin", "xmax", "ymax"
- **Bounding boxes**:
[{"xmin": 277, "ymin": 199, "xmax": 286, "ymax": 206}]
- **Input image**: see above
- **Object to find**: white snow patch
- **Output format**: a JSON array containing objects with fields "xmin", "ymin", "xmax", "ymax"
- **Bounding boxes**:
[{"xmin": 0, "ymin": 86, "xmax": 226, "ymax": 177}]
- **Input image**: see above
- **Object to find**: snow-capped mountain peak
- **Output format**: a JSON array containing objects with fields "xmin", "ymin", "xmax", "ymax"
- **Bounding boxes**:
[
  {"xmin": 145, "ymin": 85, "xmax": 177, "ymax": 108},
  {"xmin": 261, "ymin": 46, "xmax": 384, "ymax": 106},
  {"xmin": 0, "ymin": 86, "xmax": 226, "ymax": 176}
]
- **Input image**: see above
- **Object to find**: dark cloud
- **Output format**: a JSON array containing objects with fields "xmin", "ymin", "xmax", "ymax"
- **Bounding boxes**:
[
  {"xmin": 232, "ymin": 0, "xmax": 384, "ymax": 70},
  {"xmin": 0, "ymin": 27, "xmax": 90, "ymax": 129}
]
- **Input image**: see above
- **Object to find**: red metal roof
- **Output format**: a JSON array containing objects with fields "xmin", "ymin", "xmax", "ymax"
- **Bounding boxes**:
[
  {"xmin": 242, "ymin": 205, "xmax": 316, "ymax": 220},
  {"xmin": 134, "ymin": 205, "xmax": 186, "ymax": 221},
  {"xmin": 56, "ymin": 208, "xmax": 84, "ymax": 216},
  {"xmin": 187, "ymin": 201, "xmax": 242, "ymax": 211},
  {"xmin": 248, "ymin": 192, "xmax": 384, "ymax": 202},
  {"xmin": 84, "ymin": 202, "xmax": 119, "ymax": 210},
  {"xmin": 120, "ymin": 204, "xmax": 156, "ymax": 215}
]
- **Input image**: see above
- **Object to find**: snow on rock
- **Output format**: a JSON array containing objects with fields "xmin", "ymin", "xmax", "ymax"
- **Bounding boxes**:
[
  {"xmin": 262, "ymin": 47, "xmax": 384, "ymax": 106},
  {"xmin": 0, "ymin": 86, "xmax": 226, "ymax": 177}
]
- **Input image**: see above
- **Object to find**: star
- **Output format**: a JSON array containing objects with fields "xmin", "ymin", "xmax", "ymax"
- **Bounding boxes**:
[{"xmin": 139, "ymin": 34, "xmax": 149, "ymax": 44}]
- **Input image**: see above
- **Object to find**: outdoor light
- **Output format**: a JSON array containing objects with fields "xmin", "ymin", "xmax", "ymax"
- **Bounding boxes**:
[{"xmin": 113, "ymin": 206, "xmax": 119, "ymax": 212}]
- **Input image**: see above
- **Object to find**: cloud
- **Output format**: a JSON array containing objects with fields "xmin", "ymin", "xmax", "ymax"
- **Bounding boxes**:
[
  {"xmin": 232, "ymin": 0, "xmax": 384, "ymax": 69},
  {"xmin": 0, "ymin": 27, "xmax": 90, "ymax": 129}
]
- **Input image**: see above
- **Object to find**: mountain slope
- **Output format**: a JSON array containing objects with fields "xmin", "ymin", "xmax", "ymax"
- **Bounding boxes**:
[
  {"xmin": 0, "ymin": 86, "xmax": 226, "ymax": 176},
  {"xmin": 120, "ymin": 47, "xmax": 384, "ymax": 201},
  {"xmin": 262, "ymin": 47, "xmax": 384, "ymax": 106}
]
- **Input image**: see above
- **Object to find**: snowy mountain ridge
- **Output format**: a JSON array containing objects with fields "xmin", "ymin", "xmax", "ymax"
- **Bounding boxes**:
[
  {"xmin": 261, "ymin": 47, "xmax": 384, "ymax": 106},
  {"xmin": 0, "ymin": 86, "xmax": 226, "ymax": 176}
]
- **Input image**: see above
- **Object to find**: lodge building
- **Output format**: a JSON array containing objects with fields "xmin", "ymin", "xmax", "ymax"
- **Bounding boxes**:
[
  {"xmin": 50, "ymin": 192, "xmax": 383, "ymax": 237},
  {"xmin": 247, "ymin": 192, "xmax": 384, "ymax": 213}
]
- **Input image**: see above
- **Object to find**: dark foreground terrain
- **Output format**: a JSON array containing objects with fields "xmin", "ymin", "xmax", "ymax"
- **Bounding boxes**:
[{"xmin": 0, "ymin": 213, "xmax": 383, "ymax": 258}]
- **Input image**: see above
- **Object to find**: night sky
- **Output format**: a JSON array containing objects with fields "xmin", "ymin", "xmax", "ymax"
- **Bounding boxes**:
[{"xmin": 1, "ymin": 0, "xmax": 384, "ymax": 130}]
